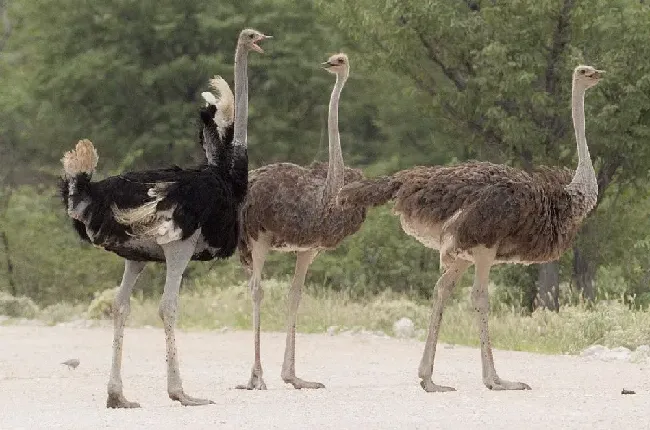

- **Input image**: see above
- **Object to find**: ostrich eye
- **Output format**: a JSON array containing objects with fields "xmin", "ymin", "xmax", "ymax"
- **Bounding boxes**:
[
  {"xmin": 580, "ymin": 69, "xmax": 586, "ymax": 75},
  {"xmin": 338, "ymin": 58, "xmax": 344, "ymax": 64},
  {"xmin": 249, "ymin": 33, "xmax": 255, "ymax": 39}
]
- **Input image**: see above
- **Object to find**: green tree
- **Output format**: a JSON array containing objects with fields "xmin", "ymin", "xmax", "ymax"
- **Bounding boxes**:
[
  {"xmin": 0, "ymin": 0, "xmax": 394, "ymax": 302},
  {"xmin": 2, "ymin": 0, "xmax": 649, "ymax": 306},
  {"xmin": 8, "ymin": 0, "xmax": 386, "ymax": 171},
  {"xmin": 318, "ymin": 0, "xmax": 650, "ymax": 308}
]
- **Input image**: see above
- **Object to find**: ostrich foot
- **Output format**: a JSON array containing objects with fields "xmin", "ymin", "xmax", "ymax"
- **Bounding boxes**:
[
  {"xmin": 106, "ymin": 392, "xmax": 140, "ymax": 409},
  {"xmin": 283, "ymin": 375, "xmax": 325, "ymax": 390},
  {"xmin": 235, "ymin": 371, "xmax": 267, "ymax": 390},
  {"xmin": 169, "ymin": 391, "xmax": 215, "ymax": 406},
  {"xmin": 484, "ymin": 377, "xmax": 531, "ymax": 391},
  {"xmin": 420, "ymin": 379, "xmax": 456, "ymax": 393}
]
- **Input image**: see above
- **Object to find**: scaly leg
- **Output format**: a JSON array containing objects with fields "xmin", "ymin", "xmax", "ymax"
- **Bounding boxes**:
[
  {"xmin": 106, "ymin": 259, "xmax": 147, "ymax": 409},
  {"xmin": 281, "ymin": 250, "xmax": 323, "ymax": 389},
  {"xmin": 236, "ymin": 240, "xmax": 269, "ymax": 390},
  {"xmin": 160, "ymin": 231, "xmax": 214, "ymax": 406},
  {"xmin": 471, "ymin": 247, "xmax": 531, "ymax": 391},
  {"xmin": 418, "ymin": 258, "xmax": 471, "ymax": 392}
]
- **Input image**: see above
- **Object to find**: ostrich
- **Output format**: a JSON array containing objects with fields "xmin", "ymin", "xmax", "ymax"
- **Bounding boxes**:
[
  {"xmin": 59, "ymin": 28, "xmax": 270, "ymax": 408},
  {"xmin": 236, "ymin": 53, "xmax": 365, "ymax": 390},
  {"xmin": 337, "ymin": 65, "xmax": 603, "ymax": 391}
]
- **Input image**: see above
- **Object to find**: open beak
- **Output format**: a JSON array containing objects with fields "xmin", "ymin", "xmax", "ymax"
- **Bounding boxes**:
[
  {"xmin": 587, "ymin": 69, "xmax": 604, "ymax": 79},
  {"xmin": 251, "ymin": 34, "xmax": 272, "ymax": 54},
  {"xmin": 321, "ymin": 61, "xmax": 333, "ymax": 69}
]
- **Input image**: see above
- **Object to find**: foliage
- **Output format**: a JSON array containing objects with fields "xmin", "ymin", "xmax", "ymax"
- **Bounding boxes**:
[
  {"xmin": 317, "ymin": 0, "xmax": 650, "ymax": 300},
  {"xmin": 7, "ymin": 274, "xmax": 650, "ymax": 356},
  {"xmin": 0, "ymin": 187, "xmax": 450, "ymax": 304},
  {"xmin": 1, "ymin": 186, "xmax": 122, "ymax": 304},
  {"xmin": 261, "ymin": 205, "xmax": 445, "ymax": 298},
  {"xmin": 0, "ymin": 291, "xmax": 39, "ymax": 318},
  {"xmin": 5, "ymin": 0, "xmax": 387, "ymax": 173},
  {"xmin": 0, "ymin": 186, "xmax": 173, "ymax": 305},
  {"xmin": 86, "ymin": 286, "xmax": 119, "ymax": 319},
  {"xmin": 0, "ymin": 0, "xmax": 648, "ymax": 309},
  {"xmin": 318, "ymin": 0, "xmax": 650, "ymax": 168}
]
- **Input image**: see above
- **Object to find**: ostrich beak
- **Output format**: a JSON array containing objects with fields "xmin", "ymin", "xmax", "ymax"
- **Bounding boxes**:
[
  {"xmin": 592, "ymin": 70, "xmax": 604, "ymax": 79},
  {"xmin": 251, "ymin": 34, "xmax": 272, "ymax": 53}
]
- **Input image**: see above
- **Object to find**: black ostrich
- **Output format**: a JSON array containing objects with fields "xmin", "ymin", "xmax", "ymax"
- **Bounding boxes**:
[{"xmin": 59, "ymin": 28, "xmax": 271, "ymax": 408}]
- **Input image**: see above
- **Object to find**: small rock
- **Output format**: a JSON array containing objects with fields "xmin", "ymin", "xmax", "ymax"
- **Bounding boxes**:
[
  {"xmin": 219, "ymin": 326, "xmax": 230, "ymax": 333},
  {"xmin": 621, "ymin": 389, "xmax": 636, "ymax": 395},
  {"xmin": 580, "ymin": 344, "xmax": 609, "ymax": 358},
  {"xmin": 326, "ymin": 326, "xmax": 338, "ymax": 336},
  {"xmin": 605, "ymin": 346, "xmax": 632, "ymax": 362},
  {"xmin": 17, "ymin": 318, "xmax": 43, "ymax": 326},
  {"xmin": 393, "ymin": 317, "xmax": 415, "ymax": 339},
  {"xmin": 61, "ymin": 319, "xmax": 89, "ymax": 329},
  {"xmin": 631, "ymin": 345, "xmax": 650, "ymax": 363},
  {"xmin": 636, "ymin": 345, "xmax": 650, "ymax": 353}
]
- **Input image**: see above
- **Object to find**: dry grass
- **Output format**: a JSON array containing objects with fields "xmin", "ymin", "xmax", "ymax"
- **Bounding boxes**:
[
  {"xmin": 124, "ymin": 273, "xmax": 650, "ymax": 354},
  {"xmin": 4, "ymin": 272, "xmax": 650, "ymax": 355},
  {"xmin": 439, "ymin": 299, "xmax": 650, "ymax": 353}
]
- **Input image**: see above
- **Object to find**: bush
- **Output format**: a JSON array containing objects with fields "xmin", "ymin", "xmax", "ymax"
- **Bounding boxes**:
[
  {"xmin": 39, "ymin": 302, "xmax": 86, "ymax": 325},
  {"xmin": 0, "ymin": 291, "xmax": 39, "ymax": 318},
  {"xmin": 259, "ymin": 205, "xmax": 444, "ymax": 298},
  {"xmin": 87, "ymin": 287, "xmax": 119, "ymax": 319},
  {"xmin": 2, "ymin": 186, "xmax": 649, "ymax": 311}
]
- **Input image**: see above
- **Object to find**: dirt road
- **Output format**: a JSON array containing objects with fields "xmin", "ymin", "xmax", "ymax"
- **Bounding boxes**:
[{"xmin": 0, "ymin": 325, "xmax": 648, "ymax": 429}]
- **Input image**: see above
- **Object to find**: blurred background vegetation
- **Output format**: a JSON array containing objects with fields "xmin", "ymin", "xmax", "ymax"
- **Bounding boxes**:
[{"xmin": 1, "ymin": 0, "xmax": 649, "ymax": 315}]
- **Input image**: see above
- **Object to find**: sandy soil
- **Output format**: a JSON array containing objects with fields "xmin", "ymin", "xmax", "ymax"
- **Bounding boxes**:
[{"xmin": 0, "ymin": 325, "xmax": 648, "ymax": 429}]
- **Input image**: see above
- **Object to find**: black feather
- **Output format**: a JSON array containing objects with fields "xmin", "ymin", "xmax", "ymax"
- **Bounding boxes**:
[{"xmin": 60, "ymin": 98, "xmax": 244, "ymax": 263}]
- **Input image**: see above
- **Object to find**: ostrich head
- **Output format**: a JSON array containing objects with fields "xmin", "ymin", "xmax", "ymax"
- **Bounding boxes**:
[
  {"xmin": 573, "ymin": 65, "xmax": 604, "ymax": 89},
  {"xmin": 238, "ymin": 28, "xmax": 272, "ymax": 54},
  {"xmin": 322, "ymin": 53, "xmax": 349, "ymax": 78}
]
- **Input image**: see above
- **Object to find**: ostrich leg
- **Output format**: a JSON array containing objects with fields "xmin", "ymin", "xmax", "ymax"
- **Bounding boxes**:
[
  {"xmin": 106, "ymin": 260, "xmax": 147, "ymax": 408},
  {"xmin": 236, "ymin": 240, "xmax": 270, "ymax": 390},
  {"xmin": 160, "ymin": 231, "xmax": 214, "ymax": 406},
  {"xmin": 471, "ymin": 248, "xmax": 531, "ymax": 391},
  {"xmin": 418, "ymin": 258, "xmax": 471, "ymax": 392},
  {"xmin": 281, "ymin": 250, "xmax": 324, "ymax": 389}
]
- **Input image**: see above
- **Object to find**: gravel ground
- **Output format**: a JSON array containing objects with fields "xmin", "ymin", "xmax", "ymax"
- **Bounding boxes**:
[{"xmin": 0, "ymin": 325, "xmax": 648, "ymax": 429}]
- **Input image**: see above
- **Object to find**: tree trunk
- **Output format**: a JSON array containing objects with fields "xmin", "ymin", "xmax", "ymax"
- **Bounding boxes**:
[
  {"xmin": 0, "ymin": 186, "xmax": 15, "ymax": 296},
  {"xmin": 0, "ymin": 229, "xmax": 15, "ymax": 295},
  {"xmin": 573, "ymin": 245, "xmax": 596, "ymax": 302},
  {"xmin": 536, "ymin": 262, "xmax": 560, "ymax": 311}
]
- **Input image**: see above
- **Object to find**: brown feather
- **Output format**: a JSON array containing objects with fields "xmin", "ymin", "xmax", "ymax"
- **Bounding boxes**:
[
  {"xmin": 336, "ymin": 175, "xmax": 402, "ymax": 208},
  {"xmin": 390, "ymin": 162, "xmax": 582, "ymax": 262},
  {"xmin": 338, "ymin": 160, "xmax": 587, "ymax": 263},
  {"xmin": 238, "ymin": 161, "xmax": 365, "ymax": 268}
]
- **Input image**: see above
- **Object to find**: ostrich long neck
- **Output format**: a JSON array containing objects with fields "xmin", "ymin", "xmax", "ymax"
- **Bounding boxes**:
[
  {"xmin": 566, "ymin": 80, "xmax": 598, "ymax": 211},
  {"xmin": 323, "ymin": 74, "xmax": 346, "ymax": 202},
  {"xmin": 233, "ymin": 43, "xmax": 249, "ymax": 150}
]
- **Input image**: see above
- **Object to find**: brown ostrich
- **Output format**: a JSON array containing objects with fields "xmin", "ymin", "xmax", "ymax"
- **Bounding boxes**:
[
  {"xmin": 236, "ymin": 53, "xmax": 366, "ymax": 390},
  {"xmin": 337, "ymin": 65, "xmax": 603, "ymax": 392}
]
